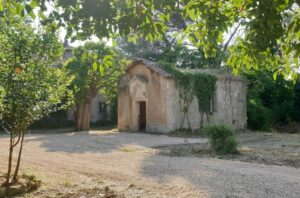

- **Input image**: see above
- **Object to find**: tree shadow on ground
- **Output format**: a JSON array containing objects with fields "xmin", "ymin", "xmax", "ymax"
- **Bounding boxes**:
[
  {"xmin": 139, "ymin": 147, "xmax": 300, "ymax": 198},
  {"xmin": 24, "ymin": 130, "xmax": 203, "ymax": 154}
]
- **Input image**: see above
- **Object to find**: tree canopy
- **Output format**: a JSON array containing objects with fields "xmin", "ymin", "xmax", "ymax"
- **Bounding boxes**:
[
  {"xmin": 51, "ymin": 0, "xmax": 300, "ymax": 79},
  {"xmin": 65, "ymin": 42, "xmax": 127, "ymax": 131},
  {"xmin": 0, "ymin": 16, "xmax": 73, "ymax": 185},
  {"xmin": 1, "ymin": 1, "xmax": 299, "ymax": 79}
]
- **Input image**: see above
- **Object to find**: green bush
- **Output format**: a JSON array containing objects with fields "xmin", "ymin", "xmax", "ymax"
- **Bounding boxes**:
[
  {"xmin": 205, "ymin": 125, "xmax": 239, "ymax": 155},
  {"xmin": 247, "ymin": 100, "xmax": 271, "ymax": 131},
  {"xmin": 245, "ymin": 70, "xmax": 297, "ymax": 129},
  {"xmin": 30, "ymin": 110, "xmax": 75, "ymax": 129},
  {"xmin": 271, "ymin": 101, "xmax": 293, "ymax": 125}
]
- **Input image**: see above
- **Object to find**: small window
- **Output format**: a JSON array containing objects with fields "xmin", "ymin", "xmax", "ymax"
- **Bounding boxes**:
[{"xmin": 99, "ymin": 102, "xmax": 107, "ymax": 113}]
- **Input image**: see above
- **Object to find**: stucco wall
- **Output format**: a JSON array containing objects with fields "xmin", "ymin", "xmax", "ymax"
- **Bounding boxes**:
[
  {"xmin": 213, "ymin": 76, "xmax": 247, "ymax": 129},
  {"xmin": 118, "ymin": 63, "xmax": 169, "ymax": 132},
  {"xmin": 166, "ymin": 75, "xmax": 247, "ymax": 130},
  {"xmin": 118, "ymin": 63, "xmax": 247, "ymax": 132},
  {"xmin": 67, "ymin": 94, "xmax": 107, "ymax": 123}
]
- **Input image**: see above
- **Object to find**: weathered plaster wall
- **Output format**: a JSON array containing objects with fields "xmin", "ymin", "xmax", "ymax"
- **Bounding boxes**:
[
  {"xmin": 165, "ymin": 79, "xmax": 202, "ymax": 131},
  {"xmin": 90, "ymin": 94, "xmax": 107, "ymax": 122},
  {"xmin": 118, "ymin": 63, "xmax": 169, "ymax": 132},
  {"xmin": 67, "ymin": 94, "xmax": 107, "ymax": 122},
  {"xmin": 118, "ymin": 63, "xmax": 247, "ymax": 132},
  {"xmin": 213, "ymin": 76, "xmax": 247, "ymax": 129},
  {"xmin": 166, "ymin": 75, "xmax": 247, "ymax": 130}
]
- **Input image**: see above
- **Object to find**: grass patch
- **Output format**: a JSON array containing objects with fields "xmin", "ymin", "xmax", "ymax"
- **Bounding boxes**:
[
  {"xmin": 118, "ymin": 145, "xmax": 151, "ymax": 153},
  {"xmin": 0, "ymin": 173, "xmax": 41, "ymax": 197}
]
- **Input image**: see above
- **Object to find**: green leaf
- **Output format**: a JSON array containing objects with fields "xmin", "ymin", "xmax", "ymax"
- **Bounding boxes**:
[
  {"xmin": 177, "ymin": 37, "xmax": 184, "ymax": 45},
  {"xmin": 25, "ymin": 4, "xmax": 36, "ymax": 19},
  {"xmin": 81, "ymin": 53, "xmax": 87, "ymax": 60},
  {"xmin": 103, "ymin": 55, "xmax": 113, "ymax": 62},
  {"xmin": 99, "ymin": 64, "xmax": 104, "ymax": 75},
  {"xmin": 273, "ymin": 72, "xmax": 278, "ymax": 80},
  {"xmin": 0, "ymin": 0, "xmax": 3, "ymax": 12},
  {"xmin": 104, "ymin": 60, "xmax": 113, "ymax": 67},
  {"xmin": 38, "ymin": 11, "xmax": 46, "ymax": 20},
  {"xmin": 188, "ymin": 9, "xmax": 196, "ymax": 20},
  {"xmin": 30, "ymin": 0, "xmax": 38, "ymax": 9},
  {"xmin": 92, "ymin": 61, "xmax": 98, "ymax": 71},
  {"xmin": 16, "ymin": 3, "xmax": 23, "ymax": 16}
]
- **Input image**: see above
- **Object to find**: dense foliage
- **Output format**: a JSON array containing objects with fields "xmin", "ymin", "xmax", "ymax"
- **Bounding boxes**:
[
  {"xmin": 205, "ymin": 125, "xmax": 239, "ymax": 155},
  {"xmin": 1, "ymin": 1, "xmax": 300, "ymax": 79},
  {"xmin": 0, "ymin": 18, "xmax": 72, "ymax": 130},
  {"xmin": 45, "ymin": 1, "xmax": 300, "ymax": 79},
  {"xmin": 245, "ymin": 70, "xmax": 297, "ymax": 130},
  {"xmin": 247, "ymin": 100, "xmax": 271, "ymax": 131}
]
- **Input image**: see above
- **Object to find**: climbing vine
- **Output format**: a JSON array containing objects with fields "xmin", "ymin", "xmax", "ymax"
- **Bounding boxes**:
[{"xmin": 161, "ymin": 62, "xmax": 217, "ymax": 128}]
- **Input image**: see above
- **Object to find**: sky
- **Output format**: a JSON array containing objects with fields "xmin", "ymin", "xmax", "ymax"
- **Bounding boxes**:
[{"xmin": 32, "ymin": 2, "xmax": 102, "ymax": 48}]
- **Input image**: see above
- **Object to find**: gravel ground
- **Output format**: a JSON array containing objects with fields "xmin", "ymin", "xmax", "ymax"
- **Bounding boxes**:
[{"xmin": 0, "ymin": 130, "xmax": 299, "ymax": 198}]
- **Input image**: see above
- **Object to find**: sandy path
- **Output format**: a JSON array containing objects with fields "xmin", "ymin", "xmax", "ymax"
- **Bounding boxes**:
[{"xmin": 0, "ymin": 131, "xmax": 299, "ymax": 198}]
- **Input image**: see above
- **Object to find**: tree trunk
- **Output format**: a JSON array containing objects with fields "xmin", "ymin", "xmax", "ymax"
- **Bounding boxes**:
[
  {"xmin": 12, "ymin": 130, "xmax": 25, "ymax": 182},
  {"xmin": 76, "ymin": 101, "xmax": 92, "ymax": 131},
  {"xmin": 5, "ymin": 133, "xmax": 14, "ymax": 186}
]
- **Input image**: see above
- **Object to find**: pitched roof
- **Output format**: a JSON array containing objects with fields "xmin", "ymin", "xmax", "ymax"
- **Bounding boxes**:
[
  {"xmin": 126, "ymin": 58, "xmax": 244, "ymax": 81},
  {"xmin": 126, "ymin": 58, "xmax": 173, "ymax": 78}
]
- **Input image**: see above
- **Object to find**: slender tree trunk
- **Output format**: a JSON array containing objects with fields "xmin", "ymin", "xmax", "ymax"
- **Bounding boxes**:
[
  {"xmin": 76, "ymin": 101, "xmax": 92, "ymax": 131},
  {"xmin": 76, "ymin": 103, "xmax": 84, "ymax": 130},
  {"xmin": 5, "ymin": 132, "xmax": 14, "ymax": 186},
  {"xmin": 12, "ymin": 130, "xmax": 25, "ymax": 182}
]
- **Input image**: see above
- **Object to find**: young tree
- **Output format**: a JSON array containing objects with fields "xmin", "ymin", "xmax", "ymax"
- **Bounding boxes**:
[
  {"xmin": 65, "ymin": 42, "xmax": 127, "ymax": 131},
  {"xmin": 0, "ymin": 17, "xmax": 73, "ymax": 185}
]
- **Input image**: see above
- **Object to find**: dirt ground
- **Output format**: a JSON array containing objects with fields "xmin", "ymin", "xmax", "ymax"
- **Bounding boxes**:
[
  {"xmin": 159, "ymin": 132, "xmax": 300, "ymax": 168},
  {"xmin": 0, "ymin": 130, "xmax": 299, "ymax": 198}
]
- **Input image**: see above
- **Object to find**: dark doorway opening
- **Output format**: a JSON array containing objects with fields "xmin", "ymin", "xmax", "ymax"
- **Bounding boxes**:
[{"xmin": 139, "ymin": 101, "xmax": 146, "ymax": 131}]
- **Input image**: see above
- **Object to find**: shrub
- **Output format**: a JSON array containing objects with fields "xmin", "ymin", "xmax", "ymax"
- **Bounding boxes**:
[
  {"xmin": 247, "ymin": 100, "xmax": 271, "ymax": 131},
  {"xmin": 30, "ymin": 110, "xmax": 75, "ymax": 129},
  {"xmin": 245, "ymin": 70, "xmax": 297, "ymax": 129},
  {"xmin": 205, "ymin": 125, "xmax": 239, "ymax": 154},
  {"xmin": 271, "ymin": 101, "xmax": 293, "ymax": 125}
]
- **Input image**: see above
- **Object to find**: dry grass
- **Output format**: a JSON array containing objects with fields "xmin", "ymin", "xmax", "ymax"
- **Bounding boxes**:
[{"xmin": 157, "ymin": 132, "xmax": 300, "ymax": 168}]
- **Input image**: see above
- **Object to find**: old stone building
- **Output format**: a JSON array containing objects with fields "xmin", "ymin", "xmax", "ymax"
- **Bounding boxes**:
[{"xmin": 118, "ymin": 59, "xmax": 247, "ymax": 133}]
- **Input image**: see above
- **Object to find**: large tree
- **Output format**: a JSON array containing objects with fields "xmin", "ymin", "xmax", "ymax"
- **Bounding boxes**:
[
  {"xmin": 117, "ymin": 37, "xmax": 224, "ymax": 69},
  {"xmin": 51, "ymin": 0, "xmax": 300, "ymax": 79},
  {"xmin": 0, "ymin": 16, "xmax": 72, "ymax": 186},
  {"xmin": 65, "ymin": 42, "xmax": 127, "ymax": 131},
  {"xmin": 2, "ymin": 1, "xmax": 299, "ymax": 78}
]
